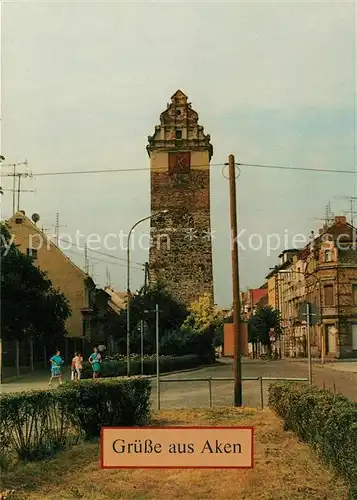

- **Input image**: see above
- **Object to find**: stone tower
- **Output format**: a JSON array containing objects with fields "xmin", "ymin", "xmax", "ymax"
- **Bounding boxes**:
[{"xmin": 147, "ymin": 90, "xmax": 214, "ymax": 307}]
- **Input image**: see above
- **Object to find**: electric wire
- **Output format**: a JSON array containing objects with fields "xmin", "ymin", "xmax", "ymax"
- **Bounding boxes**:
[{"xmin": 1, "ymin": 162, "xmax": 355, "ymax": 177}]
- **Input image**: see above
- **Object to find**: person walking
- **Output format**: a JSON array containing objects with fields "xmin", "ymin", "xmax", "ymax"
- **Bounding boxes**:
[
  {"xmin": 71, "ymin": 352, "xmax": 83, "ymax": 381},
  {"xmin": 49, "ymin": 350, "xmax": 64, "ymax": 387},
  {"xmin": 88, "ymin": 347, "xmax": 102, "ymax": 379}
]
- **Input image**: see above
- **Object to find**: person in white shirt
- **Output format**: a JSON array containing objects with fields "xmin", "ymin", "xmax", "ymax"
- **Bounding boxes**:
[{"xmin": 71, "ymin": 352, "xmax": 83, "ymax": 381}]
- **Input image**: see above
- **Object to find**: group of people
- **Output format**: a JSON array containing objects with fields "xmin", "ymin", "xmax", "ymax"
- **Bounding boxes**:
[{"xmin": 48, "ymin": 347, "xmax": 102, "ymax": 387}]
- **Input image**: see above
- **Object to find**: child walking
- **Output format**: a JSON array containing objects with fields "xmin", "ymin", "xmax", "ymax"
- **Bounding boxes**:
[
  {"xmin": 71, "ymin": 352, "xmax": 83, "ymax": 381},
  {"xmin": 49, "ymin": 350, "xmax": 64, "ymax": 387}
]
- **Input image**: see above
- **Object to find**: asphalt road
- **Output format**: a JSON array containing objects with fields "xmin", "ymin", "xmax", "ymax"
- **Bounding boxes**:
[
  {"xmin": 151, "ymin": 358, "xmax": 357, "ymax": 409},
  {"xmin": 1, "ymin": 358, "xmax": 356, "ymax": 407}
]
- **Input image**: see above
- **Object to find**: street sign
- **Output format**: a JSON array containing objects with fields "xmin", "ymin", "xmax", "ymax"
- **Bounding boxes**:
[{"xmin": 299, "ymin": 302, "xmax": 319, "ymax": 326}]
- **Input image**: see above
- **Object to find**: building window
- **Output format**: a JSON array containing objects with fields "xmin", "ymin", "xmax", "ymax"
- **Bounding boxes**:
[
  {"xmin": 26, "ymin": 248, "xmax": 38, "ymax": 260},
  {"xmin": 324, "ymin": 249, "xmax": 332, "ymax": 262},
  {"xmin": 175, "ymin": 129, "xmax": 182, "ymax": 139},
  {"xmin": 15, "ymin": 218, "xmax": 23, "ymax": 224},
  {"xmin": 324, "ymin": 284, "xmax": 334, "ymax": 306},
  {"xmin": 353, "ymin": 284, "xmax": 357, "ymax": 305}
]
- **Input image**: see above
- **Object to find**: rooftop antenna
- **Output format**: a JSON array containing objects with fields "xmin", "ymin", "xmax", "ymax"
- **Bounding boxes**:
[
  {"xmin": 106, "ymin": 267, "xmax": 112, "ymax": 287},
  {"xmin": 52, "ymin": 212, "xmax": 67, "ymax": 247},
  {"xmin": 84, "ymin": 243, "xmax": 89, "ymax": 274},
  {"xmin": 1, "ymin": 160, "xmax": 33, "ymax": 214},
  {"xmin": 325, "ymin": 201, "xmax": 334, "ymax": 226}
]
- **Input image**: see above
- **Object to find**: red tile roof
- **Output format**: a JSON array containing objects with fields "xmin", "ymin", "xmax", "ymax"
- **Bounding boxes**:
[{"xmin": 250, "ymin": 288, "xmax": 268, "ymax": 305}]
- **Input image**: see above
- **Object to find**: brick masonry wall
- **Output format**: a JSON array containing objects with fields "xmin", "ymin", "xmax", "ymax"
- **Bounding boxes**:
[{"xmin": 149, "ymin": 169, "xmax": 213, "ymax": 306}]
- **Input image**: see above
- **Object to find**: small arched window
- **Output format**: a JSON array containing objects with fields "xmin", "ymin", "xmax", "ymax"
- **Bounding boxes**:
[{"xmin": 324, "ymin": 249, "xmax": 332, "ymax": 262}]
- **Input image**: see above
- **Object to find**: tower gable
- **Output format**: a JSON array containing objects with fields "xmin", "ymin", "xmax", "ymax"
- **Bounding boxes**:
[{"xmin": 147, "ymin": 89, "xmax": 213, "ymax": 160}]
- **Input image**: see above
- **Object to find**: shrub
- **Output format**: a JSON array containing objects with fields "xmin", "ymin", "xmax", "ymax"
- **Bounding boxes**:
[
  {"xmin": 0, "ymin": 390, "xmax": 79, "ymax": 465},
  {"xmin": 268, "ymin": 382, "xmax": 357, "ymax": 498},
  {"xmin": 59, "ymin": 378, "xmax": 151, "ymax": 439},
  {"xmin": 0, "ymin": 378, "xmax": 151, "ymax": 466},
  {"xmin": 81, "ymin": 354, "xmax": 204, "ymax": 379}
]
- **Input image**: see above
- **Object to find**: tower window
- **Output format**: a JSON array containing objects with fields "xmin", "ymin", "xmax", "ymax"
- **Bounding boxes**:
[
  {"xmin": 15, "ymin": 218, "xmax": 23, "ymax": 224},
  {"xmin": 324, "ymin": 249, "xmax": 332, "ymax": 262},
  {"xmin": 175, "ymin": 129, "xmax": 182, "ymax": 139}
]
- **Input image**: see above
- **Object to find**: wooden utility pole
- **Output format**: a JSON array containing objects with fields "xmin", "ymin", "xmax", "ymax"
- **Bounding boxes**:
[{"xmin": 228, "ymin": 154, "xmax": 242, "ymax": 407}]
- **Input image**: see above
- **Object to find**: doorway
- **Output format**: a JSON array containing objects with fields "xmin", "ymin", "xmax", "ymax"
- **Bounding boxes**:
[
  {"xmin": 324, "ymin": 324, "xmax": 337, "ymax": 355},
  {"xmin": 352, "ymin": 323, "xmax": 357, "ymax": 351}
]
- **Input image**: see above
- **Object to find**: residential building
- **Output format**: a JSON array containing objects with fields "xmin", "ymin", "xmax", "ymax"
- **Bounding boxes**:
[
  {"xmin": 147, "ymin": 89, "xmax": 214, "ymax": 307},
  {"xmin": 241, "ymin": 285, "xmax": 268, "ymax": 321},
  {"xmin": 104, "ymin": 286, "xmax": 127, "ymax": 313},
  {"xmin": 7, "ymin": 211, "xmax": 111, "ymax": 345},
  {"xmin": 269, "ymin": 216, "xmax": 357, "ymax": 359}
]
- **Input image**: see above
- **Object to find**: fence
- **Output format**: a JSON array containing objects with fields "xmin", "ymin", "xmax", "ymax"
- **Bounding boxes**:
[
  {"xmin": 155, "ymin": 376, "xmax": 309, "ymax": 410},
  {"xmin": 1, "ymin": 337, "xmax": 93, "ymax": 380}
]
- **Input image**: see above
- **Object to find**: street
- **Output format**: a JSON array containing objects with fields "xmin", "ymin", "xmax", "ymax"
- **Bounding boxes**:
[{"xmin": 1, "ymin": 358, "xmax": 356, "ymax": 406}]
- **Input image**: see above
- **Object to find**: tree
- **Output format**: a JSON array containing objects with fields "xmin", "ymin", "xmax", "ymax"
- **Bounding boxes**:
[
  {"xmin": 178, "ymin": 293, "xmax": 223, "ymax": 362},
  {"xmin": 108, "ymin": 281, "xmax": 189, "ymax": 355},
  {"xmin": 247, "ymin": 305, "xmax": 282, "ymax": 355},
  {"xmin": 183, "ymin": 292, "xmax": 222, "ymax": 333},
  {"xmin": 0, "ymin": 222, "xmax": 71, "ymax": 344}
]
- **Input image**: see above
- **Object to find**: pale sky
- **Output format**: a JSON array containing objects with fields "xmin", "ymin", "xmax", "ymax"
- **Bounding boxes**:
[{"xmin": 1, "ymin": 0, "xmax": 355, "ymax": 307}]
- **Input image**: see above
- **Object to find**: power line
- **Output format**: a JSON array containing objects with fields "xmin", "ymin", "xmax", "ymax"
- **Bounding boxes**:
[
  {"xmin": 64, "ymin": 246, "xmax": 143, "ymax": 271},
  {"xmin": 56, "ymin": 235, "xmax": 144, "ymax": 268},
  {"xmin": 14, "ymin": 164, "xmax": 223, "ymax": 177},
  {"xmin": 238, "ymin": 162, "xmax": 356, "ymax": 175},
  {"xmin": 7, "ymin": 162, "xmax": 355, "ymax": 177}
]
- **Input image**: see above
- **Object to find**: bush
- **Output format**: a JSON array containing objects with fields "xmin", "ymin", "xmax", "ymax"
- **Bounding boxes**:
[
  {"xmin": 0, "ymin": 390, "xmax": 80, "ymax": 465},
  {"xmin": 80, "ymin": 354, "xmax": 205, "ymax": 379},
  {"xmin": 59, "ymin": 378, "xmax": 151, "ymax": 439},
  {"xmin": 0, "ymin": 378, "xmax": 151, "ymax": 466},
  {"xmin": 268, "ymin": 382, "xmax": 357, "ymax": 498}
]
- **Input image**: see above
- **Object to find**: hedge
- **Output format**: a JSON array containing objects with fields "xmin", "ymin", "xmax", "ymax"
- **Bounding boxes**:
[
  {"xmin": 80, "ymin": 354, "xmax": 204, "ymax": 379},
  {"xmin": 0, "ymin": 377, "xmax": 151, "ymax": 468},
  {"xmin": 268, "ymin": 382, "xmax": 357, "ymax": 498}
]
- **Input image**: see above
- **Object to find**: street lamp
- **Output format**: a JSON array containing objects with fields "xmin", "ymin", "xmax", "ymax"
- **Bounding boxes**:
[
  {"xmin": 278, "ymin": 269, "xmax": 320, "ymax": 384},
  {"xmin": 126, "ymin": 209, "xmax": 168, "ymax": 376}
]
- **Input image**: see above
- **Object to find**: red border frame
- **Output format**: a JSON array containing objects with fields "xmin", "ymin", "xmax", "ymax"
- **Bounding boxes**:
[{"xmin": 100, "ymin": 426, "xmax": 254, "ymax": 469}]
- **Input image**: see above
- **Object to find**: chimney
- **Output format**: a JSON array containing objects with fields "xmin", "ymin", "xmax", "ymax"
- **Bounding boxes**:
[{"xmin": 334, "ymin": 216, "xmax": 346, "ymax": 224}]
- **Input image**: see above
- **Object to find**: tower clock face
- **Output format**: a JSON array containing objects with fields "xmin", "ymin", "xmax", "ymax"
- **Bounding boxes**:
[{"xmin": 169, "ymin": 152, "xmax": 191, "ymax": 174}]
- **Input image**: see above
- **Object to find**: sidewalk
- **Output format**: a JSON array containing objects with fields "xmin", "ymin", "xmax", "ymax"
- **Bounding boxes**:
[{"xmin": 318, "ymin": 361, "xmax": 357, "ymax": 374}]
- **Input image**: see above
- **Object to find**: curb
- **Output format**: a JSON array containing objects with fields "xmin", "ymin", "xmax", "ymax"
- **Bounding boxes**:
[
  {"xmin": 1, "ymin": 362, "xmax": 225, "ymax": 385},
  {"xmin": 146, "ymin": 362, "xmax": 225, "ymax": 380}
]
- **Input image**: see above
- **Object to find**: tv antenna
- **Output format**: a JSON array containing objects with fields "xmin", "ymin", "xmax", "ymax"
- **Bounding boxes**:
[
  {"xmin": 2, "ymin": 160, "xmax": 33, "ymax": 213},
  {"xmin": 52, "ymin": 213, "xmax": 67, "ymax": 246}
]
